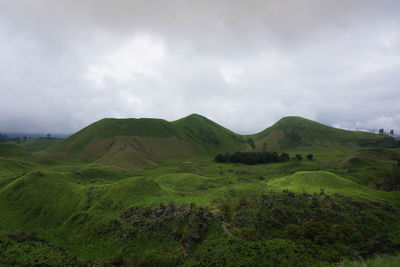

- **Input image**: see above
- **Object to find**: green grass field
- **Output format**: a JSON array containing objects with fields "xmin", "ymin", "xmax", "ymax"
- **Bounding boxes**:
[{"xmin": 1, "ymin": 116, "xmax": 400, "ymax": 266}]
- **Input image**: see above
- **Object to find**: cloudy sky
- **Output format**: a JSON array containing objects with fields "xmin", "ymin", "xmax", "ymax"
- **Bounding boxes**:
[{"xmin": 0, "ymin": 0, "xmax": 399, "ymax": 135}]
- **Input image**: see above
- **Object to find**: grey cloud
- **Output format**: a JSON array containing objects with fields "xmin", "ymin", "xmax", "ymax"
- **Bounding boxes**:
[{"xmin": 0, "ymin": 0, "xmax": 399, "ymax": 134}]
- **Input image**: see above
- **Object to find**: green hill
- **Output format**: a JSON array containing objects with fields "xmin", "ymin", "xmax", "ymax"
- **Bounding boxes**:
[
  {"xmin": 250, "ymin": 116, "xmax": 395, "ymax": 151},
  {"xmin": 267, "ymin": 171, "xmax": 400, "ymax": 204},
  {"xmin": 44, "ymin": 115, "xmax": 396, "ymax": 169},
  {"xmin": 172, "ymin": 114, "xmax": 247, "ymax": 154},
  {"xmin": 46, "ymin": 114, "xmax": 247, "ymax": 169},
  {"xmin": 48, "ymin": 118, "xmax": 179, "ymax": 154},
  {"xmin": 0, "ymin": 170, "xmax": 83, "ymax": 230},
  {"xmin": 1, "ymin": 124, "xmax": 400, "ymax": 266}
]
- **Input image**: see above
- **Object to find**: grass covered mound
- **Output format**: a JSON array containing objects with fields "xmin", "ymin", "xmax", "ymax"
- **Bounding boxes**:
[
  {"xmin": 1, "ymin": 118, "xmax": 399, "ymax": 266},
  {"xmin": 249, "ymin": 116, "xmax": 398, "ymax": 151},
  {"xmin": 267, "ymin": 171, "xmax": 399, "ymax": 202},
  {"xmin": 76, "ymin": 190, "xmax": 399, "ymax": 266},
  {"xmin": 0, "ymin": 170, "xmax": 84, "ymax": 230},
  {"xmin": 0, "ymin": 155, "xmax": 399, "ymax": 265},
  {"xmin": 269, "ymin": 171, "xmax": 364, "ymax": 193},
  {"xmin": 47, "ymin": 114, "xmax": 248, "ymax": 163}
]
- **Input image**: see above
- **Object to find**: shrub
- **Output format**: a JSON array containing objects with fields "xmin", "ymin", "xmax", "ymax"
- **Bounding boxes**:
[{"xmin": 296, "ymin": 154, "xmax": 303, "ymax": 160}]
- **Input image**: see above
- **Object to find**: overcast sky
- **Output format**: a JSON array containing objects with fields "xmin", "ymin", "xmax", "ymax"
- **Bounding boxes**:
[{"xmin": 0, "ymin": 0, "xmax": 399, "ymax": 135}]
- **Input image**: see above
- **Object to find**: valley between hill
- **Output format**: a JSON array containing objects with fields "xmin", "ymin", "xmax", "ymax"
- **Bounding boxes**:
[{"xmin": 0, "ymin": 115, "xmax": 399, "ymax": 266}]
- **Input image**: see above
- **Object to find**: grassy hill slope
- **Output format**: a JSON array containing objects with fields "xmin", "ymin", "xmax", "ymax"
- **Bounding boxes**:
[
  {"xmin": 0, "ymin": 143, "xmax": 53, "ymax": 166},
  {"xmin": 172, "ymin": 114, "xmax": 247, "ymax": 154},
  {"xmin": 268, "ymin": 171, "xmax": 399, "ymax": 203},
  {"xmin": 0, "ymin": 143, "xmax": 31, "ymax": 158},
  {"xmin": 46, "ymin": 115, "xmax": 395, "ymax": 166},
  {"xmin": 250, "ymin": 116, "xmax": 396, "ymax": 151},
  {"xmin": 0, "ymin": 171, "xmax": 83, "ymax": 230},
  {"xmin": 19, "ymin": 137, "xmax": 62, "ymax": 153},
  {"xmin": 48, "ymin": 118, "xmax": 179, "ymax": 154},
  {"xmin": 46, "ymin": 115, "xmax": 247, "ymax": 169},
  {"xmin": 0, "ymin": 145, "xmax": 399, "ymax": 265}
]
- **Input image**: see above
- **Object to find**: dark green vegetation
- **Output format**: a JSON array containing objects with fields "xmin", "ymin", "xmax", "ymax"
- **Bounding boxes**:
[
  {"xmin": 1, "ymin": 115, "xmax": 400, "ymax": 266},
  {"xmin": 337, "ymin": 254, "xmax": 400, "ymax": 267},
  {"xmin": 214, "ymin": 151, "xmax": 290, "ymax": 164}
]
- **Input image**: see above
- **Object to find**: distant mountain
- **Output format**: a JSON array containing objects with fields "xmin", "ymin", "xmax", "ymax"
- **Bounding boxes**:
[{"xmin": 249, "ymin": 116, "xmax": 398, "ymax": 151}]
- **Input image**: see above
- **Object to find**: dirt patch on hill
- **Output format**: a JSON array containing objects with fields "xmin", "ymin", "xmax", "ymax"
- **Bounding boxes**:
[
  {"xmin": 68, "ymin": 136, "xmax": 195, "ymax": 159},
  {"xmin": 69, "ymin": 136, "xmax": 197, "ymax": 169},
  {"xmin": 255, "ymin": 130, "xmax": 284, "ymax": 152}
]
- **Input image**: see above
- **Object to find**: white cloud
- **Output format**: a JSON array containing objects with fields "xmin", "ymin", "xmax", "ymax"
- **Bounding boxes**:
[
  {"xmin": 85, "ymin": 34, "xmax": 165, "ymax": 88},
  {"xmin": 219, "ymin": 64, "xmax": 244, "ymax": 84}
]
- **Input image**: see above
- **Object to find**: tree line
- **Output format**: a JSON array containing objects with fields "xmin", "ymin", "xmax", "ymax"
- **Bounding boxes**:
[
  {"xmin": 379, "ymin": 128, "xmax": 395, "ymax": 136},
  {"xmin": 0, "ymin": 133, "xmax": 52, "ymax": 143},
  {"xmin": 0, "ymin": 134, "xmax": 29, "ymax": 142},
  {"xmin": 214, "ymin": 151, "xmax": 314, "ymax": 165}
]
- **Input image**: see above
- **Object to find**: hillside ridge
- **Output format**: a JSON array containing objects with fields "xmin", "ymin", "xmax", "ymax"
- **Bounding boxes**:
[{"xmin": 44, "ymin": 114, "xmax": 398, "ymax": 168}]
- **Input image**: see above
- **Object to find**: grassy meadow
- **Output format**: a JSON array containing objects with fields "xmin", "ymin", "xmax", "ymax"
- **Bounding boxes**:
[{"xmin": 1, "ymin": 116, "xmax": 400, "ymax": 266}]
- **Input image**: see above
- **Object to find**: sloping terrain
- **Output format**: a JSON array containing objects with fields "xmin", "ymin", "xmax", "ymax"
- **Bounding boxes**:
[
  {"xmin": 267, "ymin": 171, "xmax": 398, "ymax": 202},
  {"xmin": 46, "ymin": 114, "xmax": 247, "ymax": 169},
  {"xmin": 1, "ymin": 115, "xmax": 400, "ymax": 265},
  {"xmin": 0, "ymin": 143, "xmax": 31, "ymax": 158},
  {"xmin": 249, "ymin": 116, "xmax": 396, "ymax": 151},
  {"xmin": 172, "ymin": 114, "xmax": 247, "ymax": 154},
  {"xmin": 0, "ymin": 145, "xmax": 399, "ymax": 265},
  {"xmin": 45, "ymin": 114, "xmax": 396, "ymax": 169},
  {"xmin": 19, "ymin": 137, "xmax": 62, "ymax": 153},
  {"xmin": 0, "ymin": 142, "xmax": 53, "ymax": 165}
]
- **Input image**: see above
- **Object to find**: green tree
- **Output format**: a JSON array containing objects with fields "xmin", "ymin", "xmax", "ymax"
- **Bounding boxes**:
[
  {"xmin": 279, "ymin": 153, "xmax": 290, "ymax": 162},
  {"xmin": 214, "ymin": 153, "xmax": 227, "ymax": 163},
  {"xmin": 307, "ymin": 154, "xmax": 314, "ymax": 161},
  {"xmin": 295, "ymin": 154, "xmax": 303, "ymax": 160}
]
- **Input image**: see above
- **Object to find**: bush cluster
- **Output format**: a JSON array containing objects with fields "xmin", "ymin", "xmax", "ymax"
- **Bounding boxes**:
[{"xmin": 214, "ymin": 151, "xmax": 290, "ymax": 165}]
